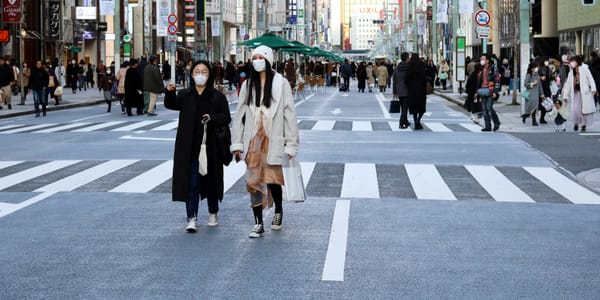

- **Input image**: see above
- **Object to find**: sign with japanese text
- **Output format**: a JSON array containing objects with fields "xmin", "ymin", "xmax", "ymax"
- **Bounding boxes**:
[
  {"xmin": 48, "ymin": 1, "xmax": 61, "ymax": 40},
  {"xmin": 2, "ymin": 0, "xmax": 21, "ymax": 23}
]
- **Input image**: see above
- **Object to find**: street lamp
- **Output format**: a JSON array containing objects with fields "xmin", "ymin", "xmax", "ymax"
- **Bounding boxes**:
[{"xmin": 19, "ymin": 25, "xmax": 26, "ymax": 104}]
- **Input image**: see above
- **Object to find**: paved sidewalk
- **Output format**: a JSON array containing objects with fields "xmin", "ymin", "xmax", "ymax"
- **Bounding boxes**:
[{"xmin": 0, "ymin": 87, "xmax": 105, "ymax": 119}]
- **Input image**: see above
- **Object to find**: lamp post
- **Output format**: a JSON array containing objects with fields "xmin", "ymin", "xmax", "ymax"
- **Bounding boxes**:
[{"xmin": 19, "ymin": 26, "xmax": 26, "ymax": 105}]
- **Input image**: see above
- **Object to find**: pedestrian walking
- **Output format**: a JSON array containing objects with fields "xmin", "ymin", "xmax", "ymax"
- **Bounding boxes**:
[
  {"xmin": 475, "ymin": 54, "xmax": 501, "ymax": 132},
  {"xmin": 425, "ymin": 59, "xmax": 437, "ymax": 89},
  {"xmin": 406, "ymin": 53, "xmax": 427, "ymax": 130},
  {"xmin": 115, "ymin": 61, "xmax": 129, "ymax": 114},
  {"xmin": 549, "ymin": 99, "xmax": 568, "ymax": 132},
  {"xmin": 44, "ymin": 62, "xmax": 59, "ymax": 106},
  {"xmin": 28, "ymin": 60, "xmax": 49, "ymax": 117},
  {"xmin": 538, "ymin": 59, "xmax": 553, "ymax": 124},
  {"xmin": 98, "ymin": 66, "xmax": 114, "ymax": 112},
  {"xmin": 588, "ymin": 51, "xmax": 600, "ymax": 109},
  {"xmin": 376, "ymin": 63, "xmax": 388, "ymax": 92},
  {"xmin": 124, "ymin": 59, "xmax": 144, "ymax": 116},
  {"xmin": 164, "ymin": 61, "xmax": 232, "ymax": 233},
  {"xmin": 562, "ymin": 55, "xmax": 597, "ymax": 132},
  {"xmin": 86, "ymin": 63, "xmax": 95, "ymax": 89},
  {"xmin": 499, "ymin": 58, "xmax": 512, "ymax": 95},
  {"xmin": 78, "ymin": 60, "xmax": 87, "ymax": 91},
  {"xmin": 230, "ymin": 45, "xmax": 299, "ymax": 238},
  {"xmin": 464, "ymin": 64, "xmax": 483, "ymax": 124},
  {"xmin": 143, "ymin": 55, "xmax": 163, "ymax": 116},
  {"xmin": 392, "ymin": 52, "xmax": 411, "ymax": 129},
  {"xmin": 340, "ymin": 59, "xmax": 352, "ymax": 91},
  {"xmin": 66, "ymin": 59, "xmax": 78, "ymax": 93},
  {"xmin": 19, "ymin": 61, "xmax": 31, "ymax": 105},
  {"xmin": 366, "ymin": 62, "xmax": 375, "ymax": 92},
  {"xmin": 0, "ymin": 57, "xmax": 15, "ymax": 110},
  {"xmin": 522, "ymin": 62, "xmax": 544, "ymax": 126},
  {"xmin": 356, "ymin": 62, "xmax": 367, "ymax": 93},
  {"xmin": 438, "ymin": 60, "xmax": 450, "ymax": 90}
]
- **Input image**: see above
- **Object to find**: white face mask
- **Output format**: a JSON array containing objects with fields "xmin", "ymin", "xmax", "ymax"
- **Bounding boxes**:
[
  {"xmin": 480, "ymin": 60, "xmax": 486, "ymax": 66},
  {"xmin": 252, "ymin": 59, "xmax": 266, "ymax": 72},
  {"xmin": 570, "ymin": 62, "xmax": 577, "ymax": 69},
  {"xmin": 193, "ymin": 74, "xmax": 208, "ymax": 86},
  {"xmin": 106, "ymin": 70, "xmax": 111, "ymax": 74},
  {"xmin": 544, "ymin": 61, "xmax": 549, "ymax": 66},
  {"xmin": 534, "ymin": 68, "xmax": 539, "ymax": 73}
]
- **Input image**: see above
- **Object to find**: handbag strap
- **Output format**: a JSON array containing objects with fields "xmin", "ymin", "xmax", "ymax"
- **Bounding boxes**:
[{"xmin": 201, "ymin": 123, "xmax": 207, "ymax": 145}]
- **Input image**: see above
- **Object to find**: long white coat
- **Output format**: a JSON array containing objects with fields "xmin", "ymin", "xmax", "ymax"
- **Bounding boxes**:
[
  {"xmin": 562, "ymin": 63, "xmax": 597, "ymax": 114},
  {"xmin": 231, "ymin": 72, "xmax": 299, "ymax": 165}
]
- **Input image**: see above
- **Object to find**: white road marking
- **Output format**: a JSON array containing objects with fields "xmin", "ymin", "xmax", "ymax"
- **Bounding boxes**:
[
  {"xmin": 119, "ymin": 135, "xmax": 175, "ymax": 141},
  {"xmin": 0, "ymin": 191, "xmax": 57, "ymax": 218},
  {"xmin": 150, "ymin": 120, "xmax": 179, "ymax": 131},
  {"xmin": 0, "ymin": 124, "xmax": 26, "ymax": 131},
  {"xmin": 341, "ymin": 163, "xmax": 379, "ymax": 198},
  {"xmin": 71, "ymin": 114, "xmax": 110, "ymax": 122},
  {"xmin": 299, "ymin": 162, "xmax": 316, "ymax": 188},
  {"xmin": 0, "ymin": 123, "xmax": 58, "ymax": 134},
  {"xmin": 110, "ymin": 120, "xmax": 162, "ymax": 131},
  {"xmin": 0, "ymin": 161, "xmax": 23, "ymax": 170},
  {"xmin": 72, "ymin": 121, "xmax": 127, "ymax": 132},
  {"xmin": 388, "ymin": 122, "xmax": 413, "ymax": 131},
  {"xmin": 405, "ymin": 164, "xmax": 456, "ymax": 200},
  {"xmin": 352, "ymin": 121, "xmax": 372, "ymax": 131},
  {"xmin": 322, "ymin": 199, "xmax": 351, "ymax": 282},
  {"xmin": 224, "ymin": 162, "xmax": 247, "ymax": 192},
  {"xmin": 459, "ymin": 123, "xmax": 483, "ymax": 132},
  {"xmin": 0, "ymin": 160, "xmax": 81, "ymax": 191},
  {"xmin": 524, "ymin": 167, "xmax": 600, "ymax": 204},
  {"xmin": 376, "ymin": 92, "xmax": 392, "ymax": 119},
  {"xmin": 109, "ymin": 160, "xmax": 173, "ymax": 193},
  {"xmin": 424, "ymin": 122, "xmax": 453, "ymax": 132},
  {"xmin": 34, "ymin": 122, "xmax": 91, "ymax": 133},
  {"xmin": 466, "ymin": 165, "xmax": 534, "ymax": 202},
  {"xmin": 35, "ymin": 160, "xmax": 139, "ymax": 192},
  {"xmin": 313, "ymin": 120, "xmax": 336, "ymax": 131}
]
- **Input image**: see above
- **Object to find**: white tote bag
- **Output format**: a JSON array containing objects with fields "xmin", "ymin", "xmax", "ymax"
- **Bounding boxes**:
[
  {"xmin": 282, "ymin": 155, "xmax": 306, "ymax": 202},
  {"xmin": 198, "ymin": 123, "xmax": 208, "ymax": 176}
]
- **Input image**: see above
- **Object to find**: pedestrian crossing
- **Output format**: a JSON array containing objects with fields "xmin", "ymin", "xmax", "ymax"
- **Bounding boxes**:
[
  {"xmin": 0, "ymin": 119, "xmax": 485, "ymax": 133},
  {"xmin": 1, "ymin": 160, "xmax": 599, "ymax": 204}
]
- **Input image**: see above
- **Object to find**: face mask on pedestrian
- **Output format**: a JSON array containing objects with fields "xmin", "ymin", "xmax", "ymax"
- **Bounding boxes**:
[
  {"xmin": 480, "ymin": 59, "xmax": 486, "ymax": 66},
  {"xmin": 534, "ymin": 68, "xmax": 539, "ymax": 73},
  {"xmin": 193, "ymin": 74, "xmax": 208, "ymax": 86},
  {"xmin": 252, "ymin": 59, "xmax": 266, "ymax": 72},
  {"xmin": 544, "ymin": 61, "xmax": 549, "ymax": 66},
  {"xmin": 570, "ymin": 62, "xmax": 577, "ymax": 69},
  {"xmin": 72, "ymin": 60, "xmax": 76, "ymax": 64}
]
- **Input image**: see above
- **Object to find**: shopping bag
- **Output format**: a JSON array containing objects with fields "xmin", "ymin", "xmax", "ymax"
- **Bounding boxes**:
[
  {"xmin": 282, "ymin": 156, "xmax": 306, "ymax": 202},
  {"xmin": 541, "ymin": 97, "xmax": 553, "ymax": 112},
  {"xmin": 198, "ymin": 123, "xmax": 208, "ymax": 175},
  {"xmin": 389, "ymin": 98, "xmax": 400, "ymax": 113}
]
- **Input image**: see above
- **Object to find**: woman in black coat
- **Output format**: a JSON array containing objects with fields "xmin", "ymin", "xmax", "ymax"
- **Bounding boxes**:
[
  {"xmin": 124, "ymin": 59, "xmax": 143, "ymax": 116},
  {"xmin": 406, "ymin": 53, "xmax": 428, "ymax": 130},
  {"xmin": 164, "ymin": 60, "xmax": 232, "ymax": 233},
  {"xmin": 356, "ymin": 62, "xmax": 367, "ymax": 92}
]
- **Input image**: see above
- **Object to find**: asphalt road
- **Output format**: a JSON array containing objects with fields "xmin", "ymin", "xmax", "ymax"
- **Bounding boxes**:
[{"xmin": 1, "ymin": 86, "xmax": 599, "ymax": 299}]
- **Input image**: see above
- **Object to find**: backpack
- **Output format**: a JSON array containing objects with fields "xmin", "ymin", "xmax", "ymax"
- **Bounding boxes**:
[{"xmin": 503, "ymin": 66, "xmax": 510, "ymax": 78}]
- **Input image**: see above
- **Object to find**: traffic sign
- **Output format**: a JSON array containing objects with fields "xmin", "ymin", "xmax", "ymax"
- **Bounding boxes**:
[
  {"xmin": 167, "ymin": 24, "xmax": 178, "ymax": 35},
  {"xmin": 474, "ymin": 9, "xmax": 491, "ymax": 26},
  {"xmin": 168, "ymin": 13, "xmax": 178, "ymax": 24}
]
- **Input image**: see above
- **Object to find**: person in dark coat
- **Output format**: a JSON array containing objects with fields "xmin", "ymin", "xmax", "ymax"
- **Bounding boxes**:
[
  {"xmin": 356, "ymin": 62, "xmax": 367, "ymax": 92},
  {"xmin": 28, "ymin": 60, "xmax": 49, "ymax": 117},
  {"xmin": 538, "ymin": 58, "xmax": 552, "ymax": 124},
  {"xmin": 406, "ymin": 53, "xmax": 427, "ymax": 130},
  {"xmin": 164, "ymin": 61, "xmax": 231, "ymax": 233},
  {"xmin": 66, "ymin": 59, "xmax": 78, "ymax": 93},
  {"xmin": 393, "ymin": 52, "xmax": 411, "ymax": 128},
  {"xmin": 124, "ymin": 59, "xmax": 143, "ymax": 116},
  {"xmin": 464, "ymin": 64, "xmax": 483, "ymax": 124}
]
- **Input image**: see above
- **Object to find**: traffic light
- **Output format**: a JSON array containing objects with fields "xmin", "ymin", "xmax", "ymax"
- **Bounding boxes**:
[{"xmin": 582, "ymin": 0, "xmax": 595, "ymax": 5}]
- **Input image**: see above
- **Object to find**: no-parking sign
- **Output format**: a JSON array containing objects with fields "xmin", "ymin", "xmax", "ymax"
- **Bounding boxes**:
[{"xmin": 474, "ymin": 9, "xmax": 491, "ymax": 26}]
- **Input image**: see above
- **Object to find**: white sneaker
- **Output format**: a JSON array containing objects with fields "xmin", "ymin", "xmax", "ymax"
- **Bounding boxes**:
[
  {"xmin": 185, "ymin": 217, "xmax": 197, "ymax": 233},
  {"xmin": 248, "ymin": 224, "xmax": 265, "ymax": 238},
  {"xmin": 271, "ymin": 213, "xmax": 282, "ymax": 230},
  {"xmin": 207, "ymin": 213, "xmax": 219, "ymax": 227}
]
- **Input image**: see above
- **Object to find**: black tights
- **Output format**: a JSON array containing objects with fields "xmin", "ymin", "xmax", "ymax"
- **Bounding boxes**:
[{"xmin": 252, "ymin": 184, "xmax": 283, "ymax": 224}]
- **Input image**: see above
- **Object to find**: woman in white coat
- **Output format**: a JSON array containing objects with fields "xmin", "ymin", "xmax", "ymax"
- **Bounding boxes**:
[
  {"xmin": 562, "ymin": 55, "xmax": 597, "ymax": 132},
  {"xmin": 231, "ymin": 46, "xmax": 299, "ymax": 238}
]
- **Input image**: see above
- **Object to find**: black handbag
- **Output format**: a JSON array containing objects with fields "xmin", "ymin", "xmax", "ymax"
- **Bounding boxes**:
[
  {"xmin": 215, "ymin": 125, "xmax": 233, "ymax": 166},
  {"xmin": 435, "ymin": 77, "xmax": 440, "ymax": 86},
  {"xmin": 389, "ymin": 98, "xmax": 400, "ymax": 113}
]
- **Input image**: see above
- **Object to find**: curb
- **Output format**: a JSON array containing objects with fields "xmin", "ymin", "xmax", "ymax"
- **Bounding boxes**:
[
  {"xmin": 434, "ymin": 91, "xmax": 465, "ymax": 107},
  {"xmin": 0, "ymin": 99, "xmax": 105, "ymax": 119}
]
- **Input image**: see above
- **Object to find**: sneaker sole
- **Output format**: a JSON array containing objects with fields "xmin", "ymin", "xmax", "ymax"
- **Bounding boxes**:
[
  {"xmin": 271, "ymin": 224, "xmax": 282, "ymax": 230},
  {"xmin": 207, "ymin": 222, "xmax": 219, "ymax": 227},
  {"xmin": 248, "ymin": 232, "xmax": 265, "ymax": 238},
  {"xmin": 186, "ymin": 227, "xmax": 197, "ymax": 233}
]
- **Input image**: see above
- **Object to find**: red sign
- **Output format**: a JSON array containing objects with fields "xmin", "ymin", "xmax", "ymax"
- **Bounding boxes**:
[
  {"xmin": 474, "ymin": 9, "xmax": 491, "ymax": 26},
  {"xmin": 0, "ymin": 30, "xmax": 9, "ymax": 42},
  {"xmin": 2, "ymin": 0, "xmax": 22, "ymax": 23},
  {"xmin": 167, "ymin": 24, "xmax": 178, "ymax": 35}
]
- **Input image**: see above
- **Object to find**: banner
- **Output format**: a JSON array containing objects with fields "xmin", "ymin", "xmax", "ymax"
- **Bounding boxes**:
[
  {"xmin": 417, "ymin": 13, "xmax": 427, "ymax": 35},
  {"xmin": 156, "ymin": 0, "xmax": 173, "ymax": 37},
  {"xmin": 48, "ymin": 1, "xmax": 61, "ymax": 40},
  {"xmin": 211, "ymin": 15, "xmax": 220, "ymax": 36},
  {"xmin": 100, "ymin": 0, "xmax": 115, "ymax": 16},
  {"xmin": 436, "ymin": 0, "xmax": 448, "ymax": 24},
  {"xmin": 2, "ymin": 0, "xmax": 21, "ymax": 23},
  {"xmin": 459, "ymin": 0, "xmax": 474, "ymax": 14}
]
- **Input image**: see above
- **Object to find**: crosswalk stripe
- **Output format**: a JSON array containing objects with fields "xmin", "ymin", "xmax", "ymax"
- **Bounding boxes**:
[
  {"xmin": 0, "ymin": 161, "xmax": 23, "ymax": 170},
  {"xmin": 110, "ymin": 120, "xmax": 162, "ymax": 131},
  {"xmin": 300, "ymin": 162, "xmax": 316, "ymax": 188},
  {"xmin": 0, "ymin": 124, "xmax": 27, "ymax": 131},
  {"xmin": 524, "ymin": 167, "xmax": 600, "ymax": 204},
  {"xmin": 0, "ymin": 202, "xmax": 17, "ymax": 214},
  {"xmin": 352, "ymin": 121, "xmax": 372, "ymax": 131},
  {"xmin": 34, "ymin": 122, "xmax": 91, "ymax": 133},
  {"xmin": 459, "ymin": 123, "xmax": 483, "ymax": 132},
  {"xmin": 405, "ymin": 164, "xmax": 456, "ymax": 200},
  {"xmin": 35, "ymin": 160, "xmax": 139, "ymax": 192},
  {"xmin": 150, "ymin": 120, "xmax": 179, "ymax": 131},
  {"xmin": 313, "ymin": 120, "xmax": 336, "ymax": 130},
  {"xmin": 0, "ymin": 123, "xmax": 58, "ymax": 134},
  {"xmin": 0, "ymin": 160, "xmax": 81, "ymax": 191},
  {"xmin": 341, "ymin": 163, "xmax": 379, "ymax": 198},
  {"xmin": 109, "ymin": 160, "xmax": 173, "ymax": 193},
  {"xmin": 224, "ymin": 162, "xmax": 247, "ymax": 192},
  {"xmin": 424, "ymin": 122, "xmax": 453, "ymax": 132},
  {"xmin": 72, "ymin": 121, "xmax": 128, "ymax": 132},
  {"xmin": 387, "ymin": 122, "xmax": 413, "ymax": 132},
  {"xmin": 466, "ymin": 165, "xmax": 535, "ymax": 202}
]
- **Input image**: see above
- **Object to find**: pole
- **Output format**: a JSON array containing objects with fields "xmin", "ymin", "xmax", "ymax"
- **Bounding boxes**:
[
  {"xmin": 481, "ymin": 0, "xmax": 487, "ymax": 54},
  {"xmin": 519, "ymin": 0, "xmax": 530, "ymax": 100},
  {"xmin": 432, "ymin": 0, "xmax": 437, "ymax": 62},
  {"xmin": 170, "ymin": 0, "xmax": 176, "ymax": 83},
  {"xmin": 452, "ymin": 0, "xmax": 459, "ymax": 93},
  {"xmin": 220, "ymin": 0, "xmax": 224, "ymax": 64},
  {"xmin": 19, "ymin": 0, "xmax": 25, "ymax": 104},
  {"xmin": 114, "ymin": 0, "xmax": 120, "ymax": 74}
]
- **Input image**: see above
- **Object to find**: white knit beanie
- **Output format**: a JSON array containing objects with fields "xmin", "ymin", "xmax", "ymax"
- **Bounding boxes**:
[{"xmin": 251, "ymin": 45, "xmax": 274, "ymax": 66}]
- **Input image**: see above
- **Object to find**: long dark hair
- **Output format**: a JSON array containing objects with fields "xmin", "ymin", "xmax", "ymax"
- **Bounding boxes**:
[
  {"xmin": 189, "ymin": 60, "xmax": 215, "ymax": 91},
  {"xmin": 526, "ymin": 62, "xmax": 537, "ymax": 75},
  {"xmin": 245, "ymin": 60, "xmax": 275, "ymax": 107}
]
